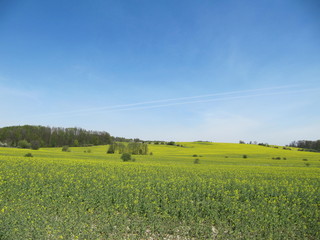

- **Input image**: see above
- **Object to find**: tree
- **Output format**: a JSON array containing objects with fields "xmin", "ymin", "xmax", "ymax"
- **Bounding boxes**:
[
  {"xmin": 0, "ymin": 125, "xmax": 114, "ymax": 148},
  {"xmin": 18, "ymin": 140, "xmax": 31, "ymax": 149},
  {"xmin": 62, "ymin": 146, "xmax": 70, "ymax": 152},
  {"xmin": 107, "ymin": 144, "xmax": 115, "ymax": 154},
  {"xmin": 121, "ymin": 153, "xmax": 131, "ymax": 162},
  {"xmin": 30, "ymin": 140, "xmax": 40, "ymax": 150}
]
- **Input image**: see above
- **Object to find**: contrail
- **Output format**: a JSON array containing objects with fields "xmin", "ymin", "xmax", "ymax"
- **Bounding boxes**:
[
  {"xmin": 31, "ymin": 85, "xmax": 319, "ymax": 119},
  {"xmin": 59, "ymin": 84, "xmax": 301, "ymax": 113},
  {"xmin": 36, "ymin": 84, "xmax": 302, "ymax": 118},
  {"xmin": 76, "ymin": 88, "xmax": 320, "ymax": 114}
]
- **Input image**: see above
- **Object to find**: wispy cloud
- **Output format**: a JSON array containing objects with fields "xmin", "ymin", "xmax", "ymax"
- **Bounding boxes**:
[{"xmin": 31, "ymin": 85, "xmax": 319, "ymax": 119}]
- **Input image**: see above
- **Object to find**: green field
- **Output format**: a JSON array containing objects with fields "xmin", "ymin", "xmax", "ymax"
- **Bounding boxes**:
[{"xmin": 0, "ymin": 143, "xmax": 319, "ymax": 239}]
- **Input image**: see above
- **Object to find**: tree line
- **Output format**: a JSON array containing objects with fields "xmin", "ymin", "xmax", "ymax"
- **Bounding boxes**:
[
  {"xmin": 0, "ymin": 125, "xmax": 113, "ymax": 148},
  {"xmin": 107, "ymin": 142, "xmax": 148, "ymax": 155},
  {"xmin": 289, "ymin": 140, "xmax": 320, "ymax": 152}
]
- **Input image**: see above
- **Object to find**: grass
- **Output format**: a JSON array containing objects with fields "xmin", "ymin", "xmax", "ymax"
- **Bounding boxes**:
[{"xmin": 0, "ymin": 142, "xmax": 319, "ymax": 239}]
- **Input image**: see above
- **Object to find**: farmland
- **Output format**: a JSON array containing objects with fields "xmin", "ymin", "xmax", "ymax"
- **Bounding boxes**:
[{"xmin": 0, "ymin": 143, "xmax": 319, "ymax": 239}]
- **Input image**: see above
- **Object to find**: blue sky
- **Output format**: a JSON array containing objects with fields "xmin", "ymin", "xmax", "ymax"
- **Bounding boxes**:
[{"xmin": 0, "ymin": 0, "xmax": 319, "ymax": 145}]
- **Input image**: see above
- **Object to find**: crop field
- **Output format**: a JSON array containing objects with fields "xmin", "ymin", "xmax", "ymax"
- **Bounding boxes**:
[{"xmin": 0, "ymin": 142, "xmax": 319, "ymax": 239}]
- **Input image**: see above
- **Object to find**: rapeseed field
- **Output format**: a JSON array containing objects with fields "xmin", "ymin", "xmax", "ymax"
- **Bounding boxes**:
[{"xmin": 0, "ymin": 143, "xmax": 319, "ymax": 239}]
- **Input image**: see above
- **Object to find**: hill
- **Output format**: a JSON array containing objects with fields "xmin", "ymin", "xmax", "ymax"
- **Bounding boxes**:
[{"xmin": 0, "ymin": 142, "xmax": 319, "ymax": 239}]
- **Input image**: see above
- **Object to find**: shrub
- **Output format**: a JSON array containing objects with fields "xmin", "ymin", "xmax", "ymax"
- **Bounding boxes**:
[
  {"xmin": 24, "ymin": 153, "xmax": 33, "ymax": 157},
  {"xmin": 194, "ymin": 158, "xmax": 200, "ymax": 164},
  {"xmin": 18, "ymin": 140, "xmax": 31, "ymax": 149},
  {"xmin": 30, "ymin": 140, "xmax": 40, "ymax": 150},
  {"xmin": 302, "ymin": 159, "xmax": 308, "ymax": 161},
  {"xmin": 62, "ymin": 146, "xmax": 70, "ymax": 152},
  {"xmin": 192, "ymin": 154, "xmax": 198, "ymax": 157},
  {"xmin": 121, "ymin": 153, "xmax": 131, "ymax": 162},
  {"xmin": 243, "ymin": 155, "xmax": 248, "ymax": 158},
  {"xmin": 107, "ymin": 144, "xmax": 115, "ymax": 154}
]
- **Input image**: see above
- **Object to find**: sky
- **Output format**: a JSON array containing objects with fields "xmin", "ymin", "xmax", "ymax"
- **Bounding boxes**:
[{"xmin": 0, "ymin": 0, "xmax": 319, "ymax": 145}]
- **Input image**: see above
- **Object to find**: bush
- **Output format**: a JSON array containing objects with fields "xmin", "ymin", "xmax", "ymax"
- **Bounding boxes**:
[
  {"xmin": 62, "ymin": 146, "xmax": 70, "ymax": 152},
  {"xmin": 18, "ymin": 140, "xmax": 31, "ymax": 149},
  {"xmin": 121, "ymin": 153, "xmax": 131, "ymax": 162},
  {"xmin": 107, "ymin": 145, "xmax": 115, "ymax": 154},
  {"xmin": 192, "ymin": 154, "xmax": 198, "ymax": 157},
  {"xmin": 194, "ymin": 158, "xmax": 200, "ymax": 164},
  {"xmin": 243, "ymin": 155, "xmax": 248, "ymax": 158},
  {"xmin": 24, "ymin": 153, "xmax": 33, "ymax": 157},
  {"xmin": 30, "ymin": 140, "xmax": 40, "ymax": 150}
]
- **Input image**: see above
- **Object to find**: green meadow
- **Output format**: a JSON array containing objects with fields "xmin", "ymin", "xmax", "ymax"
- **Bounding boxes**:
[{"xmin": 0, "ymin": 143, "xmax": 319, "ymax": 239}]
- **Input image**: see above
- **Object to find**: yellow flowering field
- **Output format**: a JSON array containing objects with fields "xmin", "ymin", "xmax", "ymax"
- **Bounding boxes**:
[{"xmin": 0, "ymin": 143, "xmax": 319, "ymax": 239}]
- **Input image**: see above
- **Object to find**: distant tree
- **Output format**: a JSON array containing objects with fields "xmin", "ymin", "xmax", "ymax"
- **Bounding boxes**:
[
  {"xmin": 289, "ymin": 139, "xmax": 320, "ymax": 152},
  {"xmin": 117, "ymin": 143, "xmax": 126, "ymax": 154},
  {"xmin": 18, "ymin": 140, "xmax": 31, "ymax": 149},
  {"xmin": 30, "ymin": 140, "xmax": 40, "ymax": 150},
  {"xmin": 107, "ymin": 144, "xmax": 115, "ymax": 154},
  {"xmin": 24, "ymin": 153, "xmax": 33, "ymax": 157},
  {"xmin": 74, "ymin": 139, "xmax": 79, "ymax": 147},
  {"xmin": 121, "ymin": 153, "xmax": 131, "ymax": 162},
  {"xmin": 167, "ymin": 141, "xmax": 175, "ymax": 146},
  {"xmin": 62, "ymin": 146, "xmax": 70, "ymax": 152},
  {"xmin": 239, "ymin": 140, "xmax": 245, "ymax": 144},
  {"xmin": 127, "ymin": 142, "xmax": 148, "ymax": 155},
  {"xmin": 0, "ymin": 125, "xmax": 114, "ymax": 148}
]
